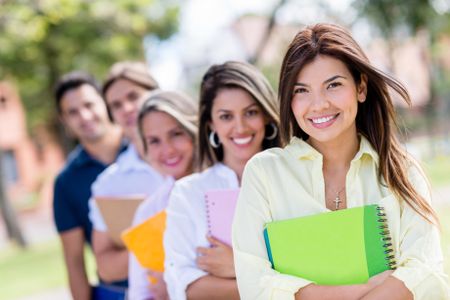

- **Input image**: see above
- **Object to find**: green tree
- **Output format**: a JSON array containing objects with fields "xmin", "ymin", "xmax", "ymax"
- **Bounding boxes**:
[
  {"xmin": 0, "ymin": 0, "xmax": 179, "ymax": 132},
  {"xmin": 353, "ymin": 0, "xmax": 450, "ymax": 149},
  {"xmin": 0, "ymin": 0, "xmax": 179, "ymax": 245}
]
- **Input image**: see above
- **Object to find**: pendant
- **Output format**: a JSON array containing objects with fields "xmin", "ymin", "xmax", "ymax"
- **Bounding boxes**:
[{"xmin": 334, "ymin": 195, "xmax": 341, "ymax": 210}]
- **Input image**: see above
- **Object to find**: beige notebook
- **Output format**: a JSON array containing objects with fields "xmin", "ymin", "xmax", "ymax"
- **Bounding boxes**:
[{"xmin": 95, "ymin": 195, "xmax": 145, "ymax": 247}]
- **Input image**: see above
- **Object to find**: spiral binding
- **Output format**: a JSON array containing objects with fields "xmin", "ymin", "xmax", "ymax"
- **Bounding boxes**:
[
  {"xmin": 205, "ymin": 193, "xmax": 212, "ymax": 236},
  {"xmin": 376, "ymin": 206, "xmax": 397, "ymax": 269}
]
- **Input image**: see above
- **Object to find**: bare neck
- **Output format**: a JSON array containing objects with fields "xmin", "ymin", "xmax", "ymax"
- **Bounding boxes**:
[
  {"xmin": 82, "ymin": 125, "xmax": 123, "ymax": 165},
  {"xmin": 223, "ymin": 157, "xmax": 247, "ymax": 186},
  {"xmin": 127, "ymin": 132, "xmax": 147, "ymax": 162},
  {"xmin": 309, "ymin": 133, "xmax": 360, "ymax": 174}
]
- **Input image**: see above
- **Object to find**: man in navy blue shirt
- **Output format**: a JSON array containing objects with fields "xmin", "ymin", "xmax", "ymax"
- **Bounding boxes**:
[{"xmin": 53, "ymin": 71, "xmax": 124, "ymax": 300}]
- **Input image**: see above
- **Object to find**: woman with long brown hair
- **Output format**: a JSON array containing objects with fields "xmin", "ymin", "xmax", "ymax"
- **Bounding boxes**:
[
  {"xmin": 233, "ymin": 23, "xmax": 449, "ymax": 299},
  {"xmin": 163, "ymin": 61, "xmax": 281, "ymax": 300}
]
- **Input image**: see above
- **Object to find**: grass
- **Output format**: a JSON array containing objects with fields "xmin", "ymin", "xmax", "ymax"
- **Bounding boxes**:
[
  {"xmin": 422, "ymin": 155, "xmax": 450, "ymax": 187},
  {"xmin": 0, "ymin": 239, "xmax": 97, "ymax": 300}
]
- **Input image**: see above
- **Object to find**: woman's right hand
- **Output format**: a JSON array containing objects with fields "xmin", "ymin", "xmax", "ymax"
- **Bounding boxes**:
[
  {"xmin": 148, "ymin": 270, "xmax": 169, "ymax": 300},
  {"xmin": 367, "ymin": 270, "xmax": 394, "ymax": 289},
  {"xmin": 196, "ymin": 235, "xmax": 236, "ymax": 278}
]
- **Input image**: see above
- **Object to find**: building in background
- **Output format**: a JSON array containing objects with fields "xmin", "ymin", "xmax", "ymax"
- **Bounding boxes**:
[{"xmin": 0, "ymin": 81, "xmax": 64, "ymax": 212}]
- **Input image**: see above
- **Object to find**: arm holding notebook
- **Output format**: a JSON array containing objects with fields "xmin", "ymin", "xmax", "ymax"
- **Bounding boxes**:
[
  {"xmin": 164, "ymin": 184, "xmax": 208, "ymax": 300},
  {"xmin": 187, "ymin": 236, "xmax": 239, "ymax": 299},
  {"xmin": 233, "ymin": 157, "xmax": 313, "ymax": 299},
  {"xmin": 92, "ymin": 229, "xmax": 129, "ymax": 282},
  {"xmin": 233, "ymin": 158, "xmax": 392, "ymax": 300},
  {"xmin": 196, "ymin": 236, "xmax": 235, "ymax": 278},
  {"xmin": 89, "ymin": 198, "xmax": 129, "ymax": 282},
  {"xmin": 364, "ymin": 166, "xmax": 449, "ymax": 300},
  {"xmin": 164, "ymin": 181, "xmax": 239, "ymax": 300},
  {"xmin": 186, "ymin": 276, "xmax": 239, "ymax": 300},
  {"xmin": 295, "ymin": 270, "xmax": 393, "ymax": 300}
]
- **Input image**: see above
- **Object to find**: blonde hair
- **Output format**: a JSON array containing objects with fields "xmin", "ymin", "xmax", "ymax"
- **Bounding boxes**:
[
  {"xmin": 137, "ymin": 90, "xmax": 198, "ymax": 157},
  {"xmin": 102, "ymin": 61, "xmax": 159, "ymax": 97}
]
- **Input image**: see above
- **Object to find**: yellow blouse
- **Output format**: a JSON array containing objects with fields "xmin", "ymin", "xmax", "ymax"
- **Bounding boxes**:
[{"xmin": 232, "ymin": 136, "xmax": 449, "ymax": 300}]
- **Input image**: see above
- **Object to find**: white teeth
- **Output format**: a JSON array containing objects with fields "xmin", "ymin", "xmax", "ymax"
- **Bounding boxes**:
[
  {"xmin": 233, "ymin": 136, "xmax": 253, "ymax": 145},
  {"xmin": 165, "ymin": 157, "xmax": 180, "ymax": 165},
  {"xmin": 311, "ymin": 115, "xmax": 336, "ymax": 124}
]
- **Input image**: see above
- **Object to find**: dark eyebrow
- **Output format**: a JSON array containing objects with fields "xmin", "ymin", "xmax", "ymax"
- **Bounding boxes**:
[
  {"xmin": 294, "ymin": 75, "xmax": 347, "ymax": 87},
  {"xmin": 324, "ymin": 75, "xmax": 347, "ymax": 84},
  {"xmin": 217, "ymin": 103, "xmax": 258, "ymax": 113}
]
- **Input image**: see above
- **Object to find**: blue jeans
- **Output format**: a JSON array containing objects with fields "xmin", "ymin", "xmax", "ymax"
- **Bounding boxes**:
[{"xmin": 92, "ymin": 284, "xmax": 127, "ymax": 300}]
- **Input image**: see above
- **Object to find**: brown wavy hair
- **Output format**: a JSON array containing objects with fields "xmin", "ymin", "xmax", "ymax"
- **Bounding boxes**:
[
  {"xmin": 198, "ymin": 61, "xmax": 282, "ymax": 168},
  {"xmin": 279, "ymin": 23, "xmax": 437, "ymax": 223}
]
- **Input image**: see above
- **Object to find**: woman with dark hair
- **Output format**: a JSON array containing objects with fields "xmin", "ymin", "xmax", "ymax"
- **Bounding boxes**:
[
  {"xmin": 164, "ymin": 61, "xmax": 281, "ymax": 300},
  {"xmin": 233, "ymin": 23, "xmax": 449, "ymax": 299},
  {"xmin": 128, "ymin": 90, "xmax": 198, "ymax": 300}
]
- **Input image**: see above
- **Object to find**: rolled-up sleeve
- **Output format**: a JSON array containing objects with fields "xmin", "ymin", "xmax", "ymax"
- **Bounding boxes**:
[
  {"xmin": 163, "ymin": 184, "xmax": 207, "ymax": 300},
  {"xmin": 232, "ymin": 157, "xmax": 312, "ymax": 300},
  {"xmin": 391, "ymin": 165, "xmax": 450, "ymax": 299}
]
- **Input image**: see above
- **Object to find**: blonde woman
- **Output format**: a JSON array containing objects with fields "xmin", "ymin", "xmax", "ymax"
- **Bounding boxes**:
[{"xmin": 128, "ymin": 90, "xmax": 198, "ymax": 300}]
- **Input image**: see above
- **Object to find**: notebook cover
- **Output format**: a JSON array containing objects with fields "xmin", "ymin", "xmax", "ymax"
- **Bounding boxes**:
[
  {"xmin": 121, "ymin": 210, "xmax": 166, "ymax": 271},
  {"xmin": 95, "ymin": 196, "xmax": 145, "ymax": 247},
  {"xmin": 264, "ymin": 205, "xmax": 394, "ymax": 285},
  {"xmin": 205, "ymin": 189, "xmax": 240, "ymax": 246}
]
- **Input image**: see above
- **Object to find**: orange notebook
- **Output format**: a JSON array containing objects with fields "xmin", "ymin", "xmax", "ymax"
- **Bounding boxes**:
[{"xmin": 121, "ymin": 210, "xmax": 166, "ymax": 272}]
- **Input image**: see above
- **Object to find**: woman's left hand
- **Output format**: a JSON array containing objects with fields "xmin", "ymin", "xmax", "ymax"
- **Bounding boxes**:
[{"xmin": 196, "ymin": 235, "xmax": 236, "ymax": 278}]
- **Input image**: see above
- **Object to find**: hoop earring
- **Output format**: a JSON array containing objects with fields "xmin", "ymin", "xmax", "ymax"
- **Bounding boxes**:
[
  {"xmin": 209, "ymin": 131, "xmax": 221, "ymax": 148},
  {"xmin": 265, "ymin": 123, "xmax": 278, "ymax": 140}
]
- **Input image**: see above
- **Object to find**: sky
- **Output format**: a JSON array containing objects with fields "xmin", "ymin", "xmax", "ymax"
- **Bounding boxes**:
[{"xmin": 145, "ymin": 0, "xmax": 362, "ymax": 90}]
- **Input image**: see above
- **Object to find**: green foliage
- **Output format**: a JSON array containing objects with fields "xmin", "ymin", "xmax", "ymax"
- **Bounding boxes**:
[
  {"xmin": 0, "ymin": 0, "xmax": 179, "ymax": 128},
  {"xmin": 353, "ymin": 0, "xmax": 439, "ymax": 37}
]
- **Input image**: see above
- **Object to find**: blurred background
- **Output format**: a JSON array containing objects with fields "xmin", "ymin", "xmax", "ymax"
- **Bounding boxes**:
[{"xmin": 0, "ymin": 0, "xmax": 449, "ymax": 299}]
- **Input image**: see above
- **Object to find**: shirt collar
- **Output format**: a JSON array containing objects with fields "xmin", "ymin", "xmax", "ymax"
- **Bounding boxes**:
[
  {"xmin": 212, "ymin": 162, "xmax": 240, "ymax": 188},
  {"xmin": 285, "ymin": 135, "xmax": 379, "ymax": 164},
  {"xmin": 353, "ymin": 135, "xmax": 379, "ymax": 165},
  {"xmin": 72, "ymin": 145, "xmax": 104, "ymax": 167},
  {"xmin": 71, "ymin": 140, "xmax": 128, "ymax": 168},
  {"xmin": 116, "ymin": 144, "xmax": 149, "ymax": 172}
]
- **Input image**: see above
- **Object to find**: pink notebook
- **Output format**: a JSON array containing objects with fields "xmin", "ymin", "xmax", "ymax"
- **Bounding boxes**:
[{"xmin": 205, "ymin": 189, "xmax": 240, "ymax": 246}]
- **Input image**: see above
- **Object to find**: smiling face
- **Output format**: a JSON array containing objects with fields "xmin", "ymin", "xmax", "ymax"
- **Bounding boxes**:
[
  {"xmin": 104, "ymin": 78, "xmax": 149, "ymax": 139},
  {"xmin": 290, "ymin": 55, "xmax": 367, "ymax": 148},
  {"xmin": 141, "ymin": 111, "xmax": 194, "ymax": 180},
  {"xmin": 210, "ymin": 88, "xmax": 266, "ymax": 168},
  {"xmin": 60, "ymin": 84, "xmax": 110, "ymax": 143}
]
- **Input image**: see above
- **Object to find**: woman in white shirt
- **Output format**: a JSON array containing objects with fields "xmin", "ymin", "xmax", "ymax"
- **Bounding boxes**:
[
  {"xmin": 232, "ymin": 23, "xmax": 449, "ymax": 300},
  {"xmin": 128, "ymin": 90, "xmax": 198, "ymax": 300},
  {"xmin": 163, "ymin": 61, "xmax": 282, "ymax": 300}
]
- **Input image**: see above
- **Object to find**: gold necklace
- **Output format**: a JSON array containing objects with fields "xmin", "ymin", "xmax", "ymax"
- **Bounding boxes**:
[{"xmin": 331, "ymin": 186, "xmax": 346, "ymax": 210}]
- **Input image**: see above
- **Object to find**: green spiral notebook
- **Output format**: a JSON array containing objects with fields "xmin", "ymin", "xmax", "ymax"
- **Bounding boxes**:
[{"xmin": 263, "ymin": 205, "xmax": 396, "ymax": 285}]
